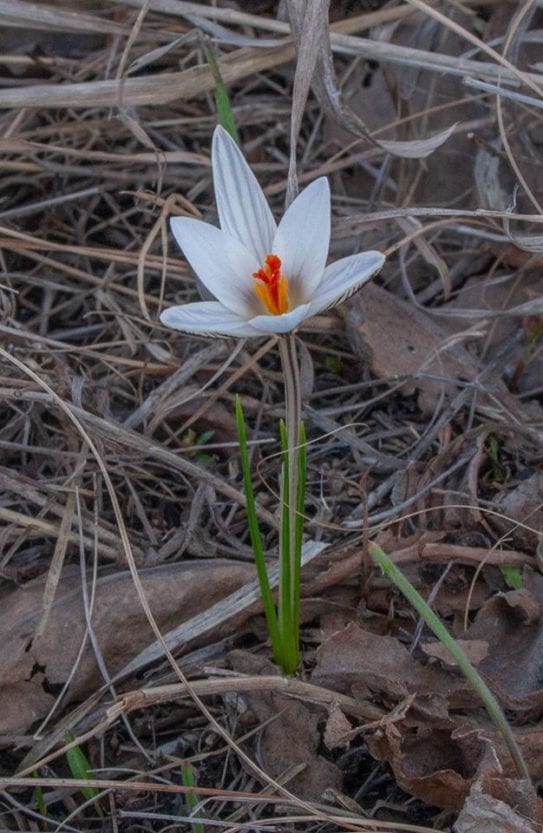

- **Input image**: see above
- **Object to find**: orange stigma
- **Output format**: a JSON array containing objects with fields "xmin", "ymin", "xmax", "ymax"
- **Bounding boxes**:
[{"xmin": 252, "ymin": 254, "xmax": 289, "ymax": 315}]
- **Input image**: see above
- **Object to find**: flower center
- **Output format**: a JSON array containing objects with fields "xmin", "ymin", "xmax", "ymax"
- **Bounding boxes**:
[{"xmin": 252, "ymin": 254, "xmax": 289, "ymax": 316}]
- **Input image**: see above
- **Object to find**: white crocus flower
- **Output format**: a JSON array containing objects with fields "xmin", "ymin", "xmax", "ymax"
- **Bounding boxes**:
[{"xmin": 160, "ymin": 126, "xmax": 385, "ymax": 338}]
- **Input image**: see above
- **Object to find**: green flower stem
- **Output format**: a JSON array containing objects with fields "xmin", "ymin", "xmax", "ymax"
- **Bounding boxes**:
[
  {"xmin": 278, "ymin": 332, "xmax": 303, "ymax": 673},
  {"xmin": 369, "ymin": 542, "xmax": 529, "ymax": 780},
  {"xmin": 278, "ymin": 419, "xmax": 292, "ymax": 661},
  {"xmin": 294, "ymin": 421, "xmax": 307, "ymax": 645},
  {"xmin": 236, "ymin": 334, "xmax": 306, "ymax": 675}
]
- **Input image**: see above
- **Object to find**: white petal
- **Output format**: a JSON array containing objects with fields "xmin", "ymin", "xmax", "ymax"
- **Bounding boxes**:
[
  {"xmin": 212, "ymin": 126, "xmax": 276, "ymax": 262},
  {"xmin": 273, "ymin": 178, "xmax": 330, "ymax": 303},
  {"xmin": 249, "ymin": 303, "xmax": 312, "ymax": 334},
  {"xmin": 160, "ymin": 301, "xmax": 261, "ymax": 338},
  {"xmin": 308, "ymin": 251, "xmax": 385, "ymax": 315},
  {"xmin": 170, "ymin": 217, "xmax": 260, "ymax": 316}
]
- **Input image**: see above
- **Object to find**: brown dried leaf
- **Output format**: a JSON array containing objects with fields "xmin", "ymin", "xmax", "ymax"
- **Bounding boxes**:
[
  {"xmin": 343, "ymin": 283, "xmax": 483, "ymax": 412},
  {"xmin": 494, "ymin": 473, "xmax": 543, "ymax": 551},
  {"xmin": 455, "ymin": 779, "xmax": 543, "ymax": 833},
  {"xmin": 0, "ymin": 560, "xmax": 254, "ymax": 734},
  {"xmin": 229, "ymin": 651, "xmax": 342, "ymax": 800},
  {"xmin": 369, "ymin": 711, "xmax": 543, "ymax": 813},
  {"xmin": 323, "ymin": 701, "xmax": 352, "ymax": 751},
  {"xmin": 441, "ymin": 272, "xmax": 543, "ymax": 399},
  {"xmin": 466, "ymin": 577, "xmax": 543, "ymax": 707},
  {"xmin": 366, "ymin": 719, "xmax": 481, "ymax": 810},
  {"xmin": 312, "ymin": 622, "xmax": 475, "ymax": 709},
  {"xmin": 502, "ymin": 589, "xmax": 541, "ymax": 625},
  {"xmin": 343, "ymin": 283, "xmax": 541, "ymax": 434},
  {"xmin": 421, "ymin": 639, "xmax": 489, "ymax": 668},
  {"xmin": 310, "ymin": 622, "xmax": 543, "ymax": 807},
  {"xmin": 297, "ymin": 6, "xmax": 457, "ymax": 160},
  {"xmin": 481, "ymin": 768, "xmax": 543, "ymax": 822}
]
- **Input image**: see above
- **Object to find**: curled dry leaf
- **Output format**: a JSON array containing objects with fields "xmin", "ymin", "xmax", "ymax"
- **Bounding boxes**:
[
  {"xmin": 466, "ymin": 576, "xmax": 543, "ymax": 707},
  {"xmin": 311, "ymin": 621, "xmax": 543, "ymax": 809},
  {"xmin": 290, "ymin": 0, "xmax": 458, "ymax": 160},
  {"xmin": 377, "ymin": 122, "xmax": 458, "ymax": 159},
  {"xmin": 366, "ymin": 719, "xmax": 482, "ymax": 810},
  {"xmin": 285, "ymin": 0, "xmax": 328, "ymax": 199},
  {"xmin": 455, "ymin": 779, "xmax": 543, "ymax": 833}
]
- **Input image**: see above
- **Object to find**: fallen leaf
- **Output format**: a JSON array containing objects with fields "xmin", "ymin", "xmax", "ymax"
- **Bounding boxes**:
[
  {"xmin": 0, "ymin": 560, "xmax": 255, "ymax": 735},
  {"xmin": 343, "ymin": 284, "xmax": 543, "ymax": 435},
  {"xmin": 366, "ymin": 719, "xmax": 481, "ymax": 810},
  {"xmin": 229, "ymin": 651, "xmax": 342, "ymax": 800},
  {"xmin": 455, "ymin": 778, "xmax": 543, "ymax": 833},
  {"xmin": 313, "ymin": 622, "xmax": 475, "ymax": 709},
  {"xmin": 421, "ymin": 639, "xmax": 489, "ymax": 668},
  {"xmin": 311, "ymin": 621, "xmax": 543, "ymax": 809},
  {"xmin": 323, "ymin": 701, "xmax": 352, "ymax": 751},
  {"xmin": 440, "ymin": 272, "xmax": 543, "ymax": 398},
  {"xmin": 494, "ymin": 473, "xmax": 543, "ymax": 552},
  {"xmin": 343, "ymin": 283, "xmax": 491, "ymax": 413},
  {"xmin": 465, "ymin": 577, "xmax": 543, "ymax": 708},
  {"xmin": 285, "ymin": 0, "xmax": 328, "ymax": 199}
]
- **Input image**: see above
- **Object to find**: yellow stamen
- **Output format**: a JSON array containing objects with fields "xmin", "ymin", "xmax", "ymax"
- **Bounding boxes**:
[{"xmin": 252, "ymin": 254, "xmax": 289, "ymax": 315}]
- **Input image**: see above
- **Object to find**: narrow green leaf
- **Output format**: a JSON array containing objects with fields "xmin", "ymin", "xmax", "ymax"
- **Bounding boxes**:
[
  {"xmin": 235, "ymin": 396, "xmax": 281, "ymax": 658},
  {"xmin": 204, "ymin": 42, "xmax": 240, "ymax": 145},
  {"xmin": 32, "ymin": 770, "xmax": 47, "ymax": 818},
  {"xmin": 368, "ymin": 542, "xmax": 529, "ymax": 779},
  {"xmin": 64, "ymin": 731, "xmax": 101, "ymax": 805},
  {"xmin": 181, "ymin": 763, "xmax": 204, "ymax": 833}
]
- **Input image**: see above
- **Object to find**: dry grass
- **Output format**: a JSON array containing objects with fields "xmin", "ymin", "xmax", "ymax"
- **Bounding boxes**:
[{"xmin": 1, "ymin": 0, "xmax": 543, "ymax": 831}]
